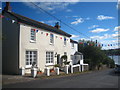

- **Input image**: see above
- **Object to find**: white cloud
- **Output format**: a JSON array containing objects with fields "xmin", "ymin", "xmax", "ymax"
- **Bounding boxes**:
[
  {"xmin": 90, "ymin": 28, "xmax": 109, "ymax": 33},
  {"xmin": 39, "ymin": 20, "xmax": 57, "ymax": 25},
  {"xmin": 79, "ymin": 38, "xmax": 91, "ymax": 41},
  {"xmin": 112, "ymin": 32, "xmax": 120, "ymax": 39},
  {"xmin": 73, "ymin": 16, "xmax": 79, "ymax": 17},
  {"xmin": 97, "ymin": 15, "xmax": 115, "ymax": 20},
  {"xmin": 71, "ymin": 34, "xmax": 80, "ymax": 38},
  {"xmin": 39, "ymin": 21, "xmax": 45, "ymax": 23},
  {"xmin": 114, "ymin": 26, "xmax": 120, "ymax": 31},
  {"xmin": 85, "ymin": 17, "xmax": 90, "ymax": 20},
  {"xmin": 88, "ymin": 25, "xmax": 99, "ymax": 29},
  {"xmin": 45, "ymin": 20, "xmax": 58, "ymax": 24},
  {"xmin": 23, "ymin": 2, "xmax": 79, "ymax": 12},
  {"xmin": 66, "ymin": 9, "xmax": 72, "ymax": 12},
  {"xmin": 0, "ymin": 7, "xmax": 1, "ymax": 10},
  {"xmin": 90, "ymin": 34, "xmax": 111, "ymax": 40},
  {"xmin": 71, "ymin": 18, "xmax": 84, "ymax": 25},
  {"xmin": 65, "ymin": 15, "xmax": 80, "ymax": 18}
]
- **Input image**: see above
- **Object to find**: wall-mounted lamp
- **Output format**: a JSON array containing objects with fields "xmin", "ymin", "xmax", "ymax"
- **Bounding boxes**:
[{"xmin": 55, "ymin": 52, "xmax": 57, "ymax": 57}]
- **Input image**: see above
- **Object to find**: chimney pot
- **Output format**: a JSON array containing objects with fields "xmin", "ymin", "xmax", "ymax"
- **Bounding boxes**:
[
  {"xmin": 54, "ymin": 22, "xmax": 60, "ymax": 29},
  {"xmin": 4, "ymin": 2, "xmax": 11, "ymax": 12}
]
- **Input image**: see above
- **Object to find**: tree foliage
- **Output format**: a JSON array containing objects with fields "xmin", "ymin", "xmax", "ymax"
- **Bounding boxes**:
[{"xmin": 78, "ymin": 40, "xmax": 115, "ymax": 70}]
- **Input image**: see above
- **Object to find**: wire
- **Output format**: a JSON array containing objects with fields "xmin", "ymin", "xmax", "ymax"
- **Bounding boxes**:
[{"xmin": 30, "ymin": 2, "xmax": 90, "ymax": 39}]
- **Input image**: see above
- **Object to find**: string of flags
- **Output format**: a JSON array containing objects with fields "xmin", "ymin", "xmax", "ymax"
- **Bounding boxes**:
[
  {"xmin": 31, "ymin": 28, "xmax": 69, "ymax": 41},
  {"xmin": 79, "ymin": 42, "xmax": 120, "ymax": 47},
  {"xmin": 1, "ymin": 15, "xmax": 118, "ymax": 45}
]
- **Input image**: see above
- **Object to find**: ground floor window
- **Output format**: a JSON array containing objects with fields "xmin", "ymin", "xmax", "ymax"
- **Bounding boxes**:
[
  {"xmin": 46, "ymin": 51, "xmax": 54, "ymax": 64},
  {"xmin": 26, "ymin": 50, "xmax": 37, "ymax": 68}
]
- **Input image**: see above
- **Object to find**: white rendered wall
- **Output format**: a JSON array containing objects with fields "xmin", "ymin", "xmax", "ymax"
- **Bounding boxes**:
[{"xmin": 19, "ymin": 24, "xmax": 71, "ymax": 72}]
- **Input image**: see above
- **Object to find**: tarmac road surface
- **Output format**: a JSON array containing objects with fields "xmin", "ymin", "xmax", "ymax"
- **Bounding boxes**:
[{"xmin": 3, "ymin": 69, "xmax": 120, "ymax": 88}]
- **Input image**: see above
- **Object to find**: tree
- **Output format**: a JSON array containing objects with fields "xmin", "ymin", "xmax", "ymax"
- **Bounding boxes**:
[
  {"xmin": 60, "ymin": 55, "xmax": 70, "ymax": 66},
  {"xmin": 78, "ymin": 40, "xmax": 115, "ymax": 70}
]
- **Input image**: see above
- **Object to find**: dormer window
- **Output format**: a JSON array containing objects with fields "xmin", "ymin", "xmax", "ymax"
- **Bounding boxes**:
[
  {"xmin": 64, "ymin": 37, "xmax": 67, "ymax": 46},
  {"xmin": 30, "ymin": 29, "xmax": 36, "ymax": 42},
  {"xmin": 50, "ymin": 34, "xmax": 54, "ymax": 44}
]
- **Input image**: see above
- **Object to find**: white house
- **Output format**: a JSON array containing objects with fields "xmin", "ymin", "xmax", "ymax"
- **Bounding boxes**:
[
  {"xmin": 70, "ymin": 39, "xmax": 88, "ymax": 71},
  {"xmin": 2, "ymin": 3, "xmax": 72, "ymax": 74}
]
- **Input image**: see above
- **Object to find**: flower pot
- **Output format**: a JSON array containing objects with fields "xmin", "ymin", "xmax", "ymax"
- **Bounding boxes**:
[
  {"xmin": 37, "ymin": 71, "xmax": 42, "ymax": 74},
  {"xmin": 50, "ymin": 69, "xmax": 54, "ymax": 72}
]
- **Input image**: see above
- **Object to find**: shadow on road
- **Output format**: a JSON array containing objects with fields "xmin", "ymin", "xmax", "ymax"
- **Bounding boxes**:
[{"xmin": 108, "ymin": 69, "xmax": 120, "ymax": 76}]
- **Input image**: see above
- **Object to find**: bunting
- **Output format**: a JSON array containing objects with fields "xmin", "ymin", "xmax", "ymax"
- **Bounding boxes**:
[
  {"xmin": 0, "ymin": 15, "xmax": 4, "ymax": 18},
  {"xmin": 46, "ymin": 33, "xmax": 48, "ymax": 36}
]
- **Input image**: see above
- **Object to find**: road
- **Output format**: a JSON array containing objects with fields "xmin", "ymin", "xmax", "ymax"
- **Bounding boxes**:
[{"xmin": 3, "ymin": 69, "xmax": 120, "ymax": 88}]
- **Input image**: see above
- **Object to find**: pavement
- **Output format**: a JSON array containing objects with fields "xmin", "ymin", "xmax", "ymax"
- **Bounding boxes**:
[
  {"xmin": 2, "ymin": 68, "xmax": 120, "ymax": 88},
  {"xmin": 2, "ymin": 70, "xmax": 89, "ymax": 85}
]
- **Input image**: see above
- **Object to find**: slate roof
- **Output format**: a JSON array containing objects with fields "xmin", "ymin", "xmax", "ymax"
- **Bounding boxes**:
[
  {"xmin": 70, "ymin": 39, "xmax": 78, "ymax": 44},
  {"xmin": 3, "ymin": 10, "xmax": 71, "ymax": 37}
]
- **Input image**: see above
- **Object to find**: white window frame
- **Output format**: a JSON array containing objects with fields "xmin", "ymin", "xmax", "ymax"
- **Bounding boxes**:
[
  {"xmin": 30, "ymin": 29, "xmax": 36, "ymax": 42},
  {"xmin": 46, "ymin": 51, "xmax": 54, "ymax": 65},
  {"xmin": 64, "ymin": 37, "xmax": 67, "ymax": 46},
  {"xmin": 25, "ymin": 50, "xmax": 37, "ymax": 68},
  {"xmin": 50, "ymin": 34, "xmax": 54, "ymax": 44}
]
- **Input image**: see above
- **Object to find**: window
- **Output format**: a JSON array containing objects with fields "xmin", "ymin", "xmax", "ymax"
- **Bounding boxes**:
[
  {"xmin": 30, "ymin": 29, "xmax": 36, "ymax": 41},
  {"xmin": 26, "ymin": 51, "xmax": 37, "ymax": 68},
  {"xmin": 50, "ymin": 34, "xmax": 54, "ymax": 44},
  {"xmin": 72, "ymin": 43, "xmax": 74, "ymax": 48},
  {"xmin": 64, "ymin": 37, "xmax": 67, "ymax": 46},
  {"xmin": 46, "ymin": 52, "xmax": 54, "ymax": 64}
]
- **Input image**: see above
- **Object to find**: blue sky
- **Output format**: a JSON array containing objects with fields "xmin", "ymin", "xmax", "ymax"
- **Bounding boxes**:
[{"xmin": 2, "ymin": 1, "xmax": 120, "ymax": 49}]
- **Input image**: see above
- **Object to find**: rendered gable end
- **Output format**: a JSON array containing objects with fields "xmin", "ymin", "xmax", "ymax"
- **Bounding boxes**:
[{"xmin": 2, "ymin": 11, "xmax": 20, "ymax": 74}]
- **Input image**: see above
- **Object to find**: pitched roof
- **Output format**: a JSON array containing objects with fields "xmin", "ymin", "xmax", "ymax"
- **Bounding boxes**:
[
  {"xmin": 3, "ymin": 10, "xmax": 71, "ymax": 37},
  {"xmin": 70, "ymin": 39, "xmax": 78, "ymax": 44}
]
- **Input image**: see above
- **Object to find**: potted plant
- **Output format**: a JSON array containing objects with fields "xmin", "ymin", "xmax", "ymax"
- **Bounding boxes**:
[
  {"xmin": 37, "ymin": 69, "xmax": 42, "ymax": 74},
  {"xmin": 54, "ymin": 64, "xmax": 60, "ymax": 67},
  {"xmin": 61, "ymin": 55, "xmax": 70, "ymax": 65},
  {"xmin": 50, "ymin": 68, "xmax": 55, "ymax": 72}
]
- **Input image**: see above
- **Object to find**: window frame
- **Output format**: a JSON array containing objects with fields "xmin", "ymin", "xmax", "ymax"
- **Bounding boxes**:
[
  {"xmin": 25, "ymin": 50, "xmax": 37, "ymax": 68},
  {"xmin": 30, "ymin": 29, "xmax": 36, "ymax": 42},
  {"xmin": 46, "ymin": 51, "xmax": 54, "ymax": 65},
  {"xmin": 50, "ymin": 33, "xmax": 54, "ymax": 44}
]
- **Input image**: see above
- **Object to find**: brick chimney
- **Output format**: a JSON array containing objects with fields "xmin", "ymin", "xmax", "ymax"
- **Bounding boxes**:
[
  {"xmin": 4, "ymin": 2, "xmax": 11, "ymax": 12},
  {"xmin": 54, "ymin": 22, "xmax": 60, "ymax": 29}
]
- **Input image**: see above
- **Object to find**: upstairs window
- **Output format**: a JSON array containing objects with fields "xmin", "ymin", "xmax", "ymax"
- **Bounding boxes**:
[
  {"xmin": 50, "ymin": 34, "xmax": 54, "ymax": 44},
  {"xmin": 64, "ymin": 37, "xmax": 67, "ymax": 46},
  {"xmin": 31, "ymin": 29, "xmax": 36, "ymax": 41}
]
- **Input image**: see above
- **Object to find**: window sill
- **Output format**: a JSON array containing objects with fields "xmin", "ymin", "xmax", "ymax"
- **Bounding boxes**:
[
  {"xmin": 64, "ymin": 45, "xmax": 66, "ymax": 47},
  {"xmin": 30, "ymin": 40, "xmax": 36, "ymax": 43},
  {"xmin": 49, "ymin": 43, "xmax": 54, "ymax": 45},
  {"xmin": 25, "ymin": 65, "xmax": 32, "ymax": 69},
  {"xmin": 45, "ymin": 63, "xmax": 54, "ymax": 66}
]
